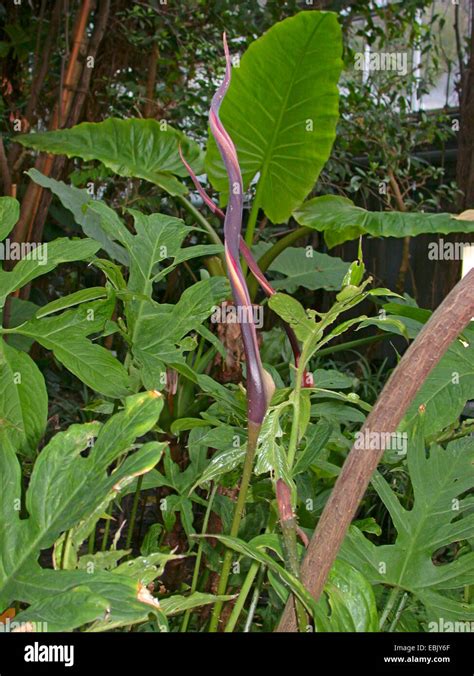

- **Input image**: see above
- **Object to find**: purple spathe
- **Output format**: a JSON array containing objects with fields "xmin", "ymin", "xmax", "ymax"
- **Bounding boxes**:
[{"xmin": 209, "ymin": 34, "xmax": 274, "ymax": 426}]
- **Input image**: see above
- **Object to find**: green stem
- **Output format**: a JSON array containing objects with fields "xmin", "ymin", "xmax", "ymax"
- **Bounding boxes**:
[
  {"xmin": 225, "ymin": 561, "xmax": 260, "ymax": 633},
  {"xmin": 436, "ymin": 423, "xmax": 474, "ymax": 444},
  {"xmin": 87, "ymin": 526, "xmax": 96, "ymax": 555},
  {"xmin": 388, "ymin": 592, "xmax": 408, "ymax": 632},
  {"xmin": 176, "ymin": 195, "xmax": 223, "ymax": 252},
  {"xmin": 278, "ymin": 347, "xmax": 311, "ymax": 632},
  {"xmin": 125, "ymin": 476, "xmax": 143, "ymax": 551},
  {"xmin": 243, "ymin": 564, "xmax": 266, "ymax": 632},
  {"xmin": 379, "ymin": 586, "xmax": 401, "ymax": 630},
  {"xmin": 101, "ymin": 517, "xmax": 111, "ymax": 552},
  {"xmin": 280, "ymin": 518, "xmax": 308, "ymax": 632},
  {"xmin": 181, "ymin": 484, "xmax": 218, "ymax": 632},
  {"xmin": 242, "ymin": 193, "xmax": 261, "ymax": 275},
  {"xmin": 61, "ymin": 530, "xmax": 73, "ymax": 570},
  {"xmin": 209, "ymin": 427, "xmax": 259, "ymax": 632},
  {"xmin": 204, "ymin": 255, "xmax": 226, "ymax": 277},
  {"xmin": 248, "ymin": 227, "xmax": 311, "ymax": 300},
  {"xmin": 244, "ymin": 191, "xmax": 261, "ymax": 248},
  {"xmin": 287, "ymin": 404, "xmax": 301, "ymax": 470},
  {"xmin": 226, "ymin": 518, "xmax": 276, "ymax": 632},
  {"xmin": 287, "ymin": 346, "xmax": 307, "ymax": 469}
]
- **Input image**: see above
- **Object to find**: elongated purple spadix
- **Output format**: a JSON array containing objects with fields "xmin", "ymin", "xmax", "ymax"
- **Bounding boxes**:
[{"xmin": 209, "ymin": 34, "xmax": 274, "ymax": 426}]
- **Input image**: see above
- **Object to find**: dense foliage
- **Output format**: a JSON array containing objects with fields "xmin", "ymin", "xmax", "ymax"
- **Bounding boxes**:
[{"xmin": 0, "ymin": 3, "xmax": 473, "ymax": 634}]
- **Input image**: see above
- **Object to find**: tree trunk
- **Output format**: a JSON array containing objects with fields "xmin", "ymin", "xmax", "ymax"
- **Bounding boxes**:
[
  {"xmin": 143, "ymin": 42, "xmax": 159, "ymax": 118},
  {"xmin": 11, "ymin": 0, "xmax": 94, "ymax": 248}
]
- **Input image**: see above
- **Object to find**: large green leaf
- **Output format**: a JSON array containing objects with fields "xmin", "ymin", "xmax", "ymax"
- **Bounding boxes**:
[
  {"xmin": 0, "ymin": 196, "xmax": 20, "ymax": 241},
  {"xmin": 17, "ymin": 118, "xmax": 203, "ymax": 196},
  {"xmin": 27, "ymin": 169, "xmax": 129, "ymax": 264},
  {"xmin": 158, "ymin": 592, "xmax": 234, "ymax": 617},
  {"xmin": 133, "ymin": 277, "xmax": 229, "ymax": 389},
  {"xmin": 294, "ymin": 195, "xmax": 474, "ymax": 248},
  {"xmin": 0, "ymin": 237, "xmax": 100, "ymax": 308},
  {"xmin": 122, "ymin": 209, "xmax": 198, "ymax": 339},
  {"xmin": 254, "ymin": 403, "xmax": 293, "ymax": 488},
  {"xmin": 401, "ymin": 323, "xmax": 474, "ymax": 436},
  {"xmin": 13, "ymin": 568, "xmax": 166, "ymax": 632},
  {"xmin": 25, "ymin": 174, "xmax": 225, "ymax": 372},
  {"xmin": 339, "ymin": 425, "xmax": 474, "ymax": 622},
  {"xmin": 187, "ymin": 426, "xmax": 247, "ymax": 493},
  {"xmin": 0, "ymin": 341, "xmax": 47, "ymax": 455},
  {"xmin": 11, "ymin": 298, "xmax": 131, "ymax": 398},
  {"xmin": 323, "ymin": 560, "xmax": 379, "ymax": 632},
  {"xmin": 266, "ymin": 246, "xmax": 350, "ymax": 293},
  {"xmin": 14, "ymin": 587, "xmax": 110, "ymax": 632},
  {"xmin": 0, "ymin": 391, "xmax": 163, "ymax": 612},
  {"xmin": 54, "ymin": 442, "xmax": 167, "ymax": 571},
  {"xmin": 0, "ymin": 297, "xmax": 38, "ymax": 351},
  {"xmin": 205, "ymin": 11, "xmax": 342, "ymax": 223},
  {"xmin": 268, "ymin": 292, "xmax": 318, "ymax": 342},
  {"xmin": 13, "ymin": 567, "xmax": 232, "ymax": 631},
  {"xmin": 85, "ymin": 203, "xmax": 223, "ymax": 337}
]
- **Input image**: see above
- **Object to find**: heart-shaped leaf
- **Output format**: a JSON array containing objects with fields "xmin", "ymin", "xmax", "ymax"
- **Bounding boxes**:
[{"xmin": 206, "ymin": 11, "xmax": 342, "ymax": 223}]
